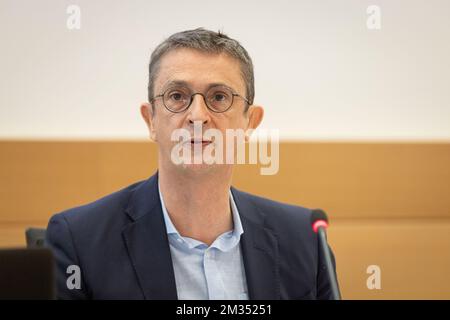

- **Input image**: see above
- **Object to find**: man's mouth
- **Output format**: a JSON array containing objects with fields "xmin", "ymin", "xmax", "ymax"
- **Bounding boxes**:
[{"xmin": 190, "ymin": 138, "xmax": 212, "ymax": 146}]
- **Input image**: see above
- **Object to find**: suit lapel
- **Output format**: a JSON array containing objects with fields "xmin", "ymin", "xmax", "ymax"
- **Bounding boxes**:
[
  {"xmin": 231, "ymin": 188, "xmax": 280, "ymax": 300},
  {"xmin": 122, "ymin": 173, "xmax": 178, "ymax": 300}
]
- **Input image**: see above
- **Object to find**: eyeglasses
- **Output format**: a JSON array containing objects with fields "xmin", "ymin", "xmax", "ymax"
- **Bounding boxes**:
[{"xmin": 149, "ymin": 84, "xmax": 250, "ymax": 113}]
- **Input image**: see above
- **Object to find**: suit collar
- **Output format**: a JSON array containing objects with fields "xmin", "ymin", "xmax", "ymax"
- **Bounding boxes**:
[
  {"xmin": 231, "ymin": 188, "xmax": 280, "ymax": 300},
  {"xmin": 124, "ymin": 173, "xmax": 160, "ymax": 222},
  {"xmin": 122, "ymin": 172, "xmax": 178, "ymax": 299},
  {"xmin": 122, "ymin": 173, "xmax": 280, "ymax": 300}
]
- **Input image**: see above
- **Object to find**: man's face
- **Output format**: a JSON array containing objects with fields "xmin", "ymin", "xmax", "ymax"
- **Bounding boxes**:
[{"xmin": 141, "ymin": 48, "xmax": 263, "ymax": 174}]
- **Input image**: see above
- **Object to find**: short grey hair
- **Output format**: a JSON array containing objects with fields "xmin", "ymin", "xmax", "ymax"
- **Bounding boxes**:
[{"xmin": 147, "ymin": 28, "xmax": 255, "ymax": 110}]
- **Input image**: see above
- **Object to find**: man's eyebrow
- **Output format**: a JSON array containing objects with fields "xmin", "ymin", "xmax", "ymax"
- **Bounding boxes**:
[
  {"xmin": 206, "ymin": 82, "xmax": 236, "ymax": 91},
  {"xmin": 160, "ymin": 80, "xmax": 237, "ymax": 92},
  {"xmin": 161, "ymin": 80, "xmax": 189, "ymax": 90}
]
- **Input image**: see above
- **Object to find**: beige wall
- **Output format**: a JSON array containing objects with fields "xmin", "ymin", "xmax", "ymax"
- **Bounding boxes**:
[
  {"xmin": 1, "ymin": 1, "xmax": 450, "ymax": 140},
  {"xmin": 1, "ymin": 140, "xmax": 449, "ymax": 299}
]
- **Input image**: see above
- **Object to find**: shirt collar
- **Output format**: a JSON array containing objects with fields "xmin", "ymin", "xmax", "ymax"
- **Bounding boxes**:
[{"xmin": 158, "ymin": 182, "xmax": 178, "ymax": 235}]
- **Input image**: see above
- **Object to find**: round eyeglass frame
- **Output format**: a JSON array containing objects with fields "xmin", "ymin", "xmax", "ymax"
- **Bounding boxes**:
[{"xmin": 149, "ymin": 85, "xmax": 250, "ymax": 113}]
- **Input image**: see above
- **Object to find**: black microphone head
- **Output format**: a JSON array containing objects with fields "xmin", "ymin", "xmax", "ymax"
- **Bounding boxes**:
[
  {"xmin": 311, "ymin": 209, "xmax": 329, "ymax": 233},
  {"xmin": 310, "ymin": 209, "xmax": 329, "ymax": 224}
]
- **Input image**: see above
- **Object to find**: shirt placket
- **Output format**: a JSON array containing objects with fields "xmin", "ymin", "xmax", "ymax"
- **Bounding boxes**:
[{"xmin": 203, "ymin": 247, "xmax": 226, "ymax": 300}]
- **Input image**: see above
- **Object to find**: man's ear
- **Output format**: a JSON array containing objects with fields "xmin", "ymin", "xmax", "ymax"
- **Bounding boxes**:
[
  {"xmin": 140, "ymin": 102, "xmax": 157, "ymax": 142},
  {"xmin": 245, "ymin": 105, "xmax": 264, "ymax": 142}
]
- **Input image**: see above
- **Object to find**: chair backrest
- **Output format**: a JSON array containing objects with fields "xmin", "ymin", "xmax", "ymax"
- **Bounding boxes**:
[{"xmin": 25, "ymin": 228, "xmax": 46, "ymax": 248}]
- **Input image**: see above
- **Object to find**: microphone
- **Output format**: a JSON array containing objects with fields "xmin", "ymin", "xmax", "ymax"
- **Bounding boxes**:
[{"xmin": 311, "ymin": 209, "xmax": 341, "ymax": 300}]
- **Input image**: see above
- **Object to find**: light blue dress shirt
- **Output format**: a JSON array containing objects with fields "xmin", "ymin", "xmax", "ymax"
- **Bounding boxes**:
[{"xmin": 158, "ymin": 184, "xmax": 249, "ymax": 300}]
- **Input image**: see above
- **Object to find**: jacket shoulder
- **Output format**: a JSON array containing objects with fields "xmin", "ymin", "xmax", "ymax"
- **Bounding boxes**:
[
  {"xmin": 49, "ymin": 179, "xmax": 145, "ymax": 229},
  {"xmin": 232, "ymin": 188, "xmax": 313, "ymax": 225}
]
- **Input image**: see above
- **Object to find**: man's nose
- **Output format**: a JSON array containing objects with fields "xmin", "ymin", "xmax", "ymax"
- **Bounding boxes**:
[{"xmin": 187, "ymin": 93, "xmax": 211, "ymax": 125}]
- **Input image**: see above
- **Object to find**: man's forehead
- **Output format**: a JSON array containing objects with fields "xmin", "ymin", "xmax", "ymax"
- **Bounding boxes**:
[{"xmin": 155, "ymin": 48, "xmax": 245, "ymax": 92}]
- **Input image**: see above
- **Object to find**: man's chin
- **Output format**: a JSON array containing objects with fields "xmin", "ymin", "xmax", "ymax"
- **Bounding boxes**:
[
  {"xmin": 176, "ymin": 162, "xmax": 220, "ymax": 173},
  {"xmin": 171, "ymin": 158, "xmax": 232, "ymax": 175}
]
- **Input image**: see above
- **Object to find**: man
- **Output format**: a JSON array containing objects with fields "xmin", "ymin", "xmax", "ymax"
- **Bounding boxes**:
[{"xmin": 46, "ymin": 28, "xmax": 338, "ymax": 300}]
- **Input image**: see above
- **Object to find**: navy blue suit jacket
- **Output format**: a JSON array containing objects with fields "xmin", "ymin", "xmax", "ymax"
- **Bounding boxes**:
[{"xmin": 46, "ymin": 172, "xmax": 338, "ymax": 299}]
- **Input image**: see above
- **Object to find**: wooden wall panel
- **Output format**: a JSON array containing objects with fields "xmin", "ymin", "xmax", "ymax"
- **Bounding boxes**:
[
  {"xmin": 233, "ymin": 142, "xmax": 450, "ymax": 219},
  {"xmin": 328, "ymin": 219, "xmax": 450, "ymax": 299},
  {"xmin": 1, "ymin": 141, "xmax": 449, "ymax": 222}
]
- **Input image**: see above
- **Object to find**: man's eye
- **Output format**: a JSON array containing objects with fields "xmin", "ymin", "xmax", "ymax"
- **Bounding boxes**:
[
  {"xmin": 170, "ymin": 92, "xmax": 184, "ymax": 101},
  {"xmin": 213, "ymin": 93, "xmax": 226, "ymax": 101}
]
